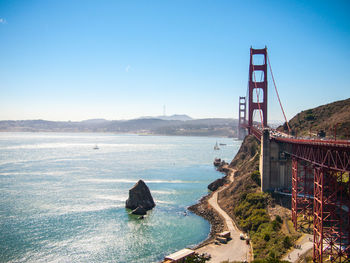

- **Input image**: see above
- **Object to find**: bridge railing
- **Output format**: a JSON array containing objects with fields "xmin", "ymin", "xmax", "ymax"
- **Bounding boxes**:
[
  {"xmin": 250, "ymin": 126, "xmax": 262, "ymax": 141},
  {"xmin": 272, "ymin": 135, "xmax": 350, "ymax": 148}
]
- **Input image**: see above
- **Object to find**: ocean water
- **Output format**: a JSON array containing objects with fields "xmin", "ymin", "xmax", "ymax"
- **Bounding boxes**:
[{"xmin": 0, "ymin": 133, "xmax": 241, "ymax": 263}]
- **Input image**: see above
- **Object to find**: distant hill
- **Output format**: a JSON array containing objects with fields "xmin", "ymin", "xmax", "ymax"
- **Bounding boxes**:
[
  {"xmin": 0, "ymin": 117, "xmax": 238, "ymax": 137},
  {"xmin": 279, "ymin": 98, "xmax": 350, "ymax": 139},
  {"xmin": 139, "ymin": 114, "xmax": 193, "ymax": 121},
  {"xmin": 81, "ymin": 119, "xmax": 109, "ymax": 124}
]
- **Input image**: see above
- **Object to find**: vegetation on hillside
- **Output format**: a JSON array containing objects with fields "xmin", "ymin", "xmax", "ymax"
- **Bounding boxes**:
[
  {"xmin": 218, "ymin": 135, "xmax": 299, "ymax": 261},
  {"xmin": 279, "ymin": 98, "xmax": 350, "ymax": 139},
  {"xmin": 233, "ymin": 184, "xmax": 298, "ymax": 259},
  {"xmin": 221, "ymin": 259, "xmax": 290, "ymax": 263}
]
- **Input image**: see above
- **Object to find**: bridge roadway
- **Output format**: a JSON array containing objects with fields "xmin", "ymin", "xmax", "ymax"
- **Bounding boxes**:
[
  {"xmin": 251, "ymin": 125, "xmax": 350, "ymax": 172},
  {"xmin": 250, "ymin": 125, "xmax": 350, "ymax": 147}
]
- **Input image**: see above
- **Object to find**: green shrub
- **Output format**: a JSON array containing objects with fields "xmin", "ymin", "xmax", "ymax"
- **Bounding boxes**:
[
  {"xmin": 251, "ymin": 170, "xmax": 261, "ymax": 186},
  {"xmin": 252, "ymin": 259, "xmax": 289, "ymax": 263},
  {"xmin": 271, "ymin": 219, "xmax": 281, "ymax": 231},
  {"xmin": 263, "ymin": 233, "xmax": 270, "ymax": 241},
  {"xmin": 233, "ymin": 190, "xmax": 295, "ymax": 260},
  {"xmin": 282, "ymin": 236, "xmax": 292, "ymax": 249},
  {"xmin": 275, "ymin": 215, "xmax": 282, "ymax": 224}
]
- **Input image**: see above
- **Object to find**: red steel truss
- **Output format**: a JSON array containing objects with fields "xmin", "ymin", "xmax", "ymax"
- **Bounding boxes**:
[
  {"xmin": 239, "ymin": 47, "xmax": 350, "ymax": 262},
  {"xmin": 291, "ymin": 158, "xmax": 314, "ymax": 231},
  {"xmin": 279, "ymin": 140, "xmax": 350, "ymax": 173},
  {"xmin": 279, "ymin": 140, "xmax": 350, "ymax": 262},
  {"xmin": 313, "ymin": 168, "xmax": 350, "ymax": 262}
]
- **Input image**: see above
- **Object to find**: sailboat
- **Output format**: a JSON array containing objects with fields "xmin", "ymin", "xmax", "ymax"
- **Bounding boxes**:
[
  {"xmin": 214, "ymin": 141, "xmax": 220, "ymax": 150},
  {"xmin": 93, "ymin": 144, "xmax": 99, "ymax": 150}
]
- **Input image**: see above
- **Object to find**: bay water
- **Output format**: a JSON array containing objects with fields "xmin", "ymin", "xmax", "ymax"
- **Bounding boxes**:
[{"xmin": 0, "ymin": 133, "xmax": 241, "ymax": 263}]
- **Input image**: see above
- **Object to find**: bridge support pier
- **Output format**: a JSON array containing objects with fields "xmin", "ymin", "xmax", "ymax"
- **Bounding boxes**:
[
  {"xmin": 259, "ymin": 129, "xmax": 292, "ymax": 192},
  {"xmin": 260, "ymin": 129, "xmax": 271, "ymax": 192}
]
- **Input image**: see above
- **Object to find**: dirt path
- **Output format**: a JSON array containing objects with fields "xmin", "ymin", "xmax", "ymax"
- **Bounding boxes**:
[
  {"xmin": 282, "ymin": 234, "xmax": 313, "ymax": 262},
  {"xmin": 196, "ymin": 168, "xmax": 251, "ymax": 262}
]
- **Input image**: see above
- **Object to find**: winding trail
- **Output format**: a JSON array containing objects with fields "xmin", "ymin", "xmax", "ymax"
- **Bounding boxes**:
[
  {"xmin": 282, "ymin": 234, "xmax": 313, "ymax": 262},
  {"xmin": 196, "ymin": 167, "xmax": 251, "ymax": 262}
]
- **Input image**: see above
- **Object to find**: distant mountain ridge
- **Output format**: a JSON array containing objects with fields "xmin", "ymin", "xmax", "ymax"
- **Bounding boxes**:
[
  {"xmin": 138, "ymin": 114, "xmax": 193, "ymax": 121},
  {"xmin": 0, "ymin": 116, "xmax": 238, "ymax": 137}
]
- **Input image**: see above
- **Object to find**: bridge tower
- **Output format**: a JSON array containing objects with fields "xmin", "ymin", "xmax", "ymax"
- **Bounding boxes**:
[
  {"xmin": 238, "ymin": 96, "xmax": 247, "ymax": 140},
  {"xmin": 248, "ymin": 47, "xmax": 268, "ymax": 133}
]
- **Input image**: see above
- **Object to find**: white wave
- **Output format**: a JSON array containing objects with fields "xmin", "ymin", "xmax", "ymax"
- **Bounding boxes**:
[
  {"xmin": 155, "ymin": 200, "xmax": 175, "ymax": 204},
  {"xmin": 79, "ymin": 178, "xmax": 201, "ymax": 184},
  {"xmin": 2, "ymin": 143, "xmax": 174, "ymax": 150},
  {"xmin": 3, "ymin": 143, "xmax": 86, "ymax": 150},
  {"xmin": 152, "ymin": 190, "xmax": 177, "ymax": 195},
  {"xmin": 94, "ymin": 194, "xmax": 126, "ymax": 202},
  {"xmin": 54, "ymin": 203, "xmax": 124, "ymax": 215},
  {"xmin": 0, "ymin": 171, "xmax": 66, "ymax": 176}
]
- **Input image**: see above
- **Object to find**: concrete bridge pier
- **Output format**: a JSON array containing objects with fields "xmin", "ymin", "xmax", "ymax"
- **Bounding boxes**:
[
  {"xmin": 259, "ymin": 129, "xmax": 292, "ymax": 192},
  {"xmin": 260, "ymin": 129, "xmax": 271, "ymax": 192}
]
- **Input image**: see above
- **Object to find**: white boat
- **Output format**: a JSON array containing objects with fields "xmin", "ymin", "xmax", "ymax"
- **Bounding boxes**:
[
  {"xmin": 93, "ymin": 145, "xmax": 99, "ymax": 150},
  {"xmin": 214, "ymin": 141, "xmax": 220, "ymax": 150}
]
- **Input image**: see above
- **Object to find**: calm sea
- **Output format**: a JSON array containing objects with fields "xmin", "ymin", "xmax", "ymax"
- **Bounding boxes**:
[{"xmin": 0, "ymin": 133, "xmax": 241, "ymax": 263}]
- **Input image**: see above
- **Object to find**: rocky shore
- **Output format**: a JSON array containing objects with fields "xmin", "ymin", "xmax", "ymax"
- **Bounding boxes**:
[
  {"xmin": 188, "ymin": 195, "xmax": 225, "ymax": 247},
  {"xmin": 187, "ymin": 160, "xmax": 231, "ymax": 247}
]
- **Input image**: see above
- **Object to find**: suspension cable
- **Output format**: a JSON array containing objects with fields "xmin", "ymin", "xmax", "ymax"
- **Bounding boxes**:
[{"xmin": 266, "ymin": 52, "xmax": 291, "ymax": 133}]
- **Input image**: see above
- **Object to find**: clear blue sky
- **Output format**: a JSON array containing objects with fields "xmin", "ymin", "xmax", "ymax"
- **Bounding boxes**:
[{"xmin": 0, "ymin": 0, "xmax": 349, "ymax": 121}]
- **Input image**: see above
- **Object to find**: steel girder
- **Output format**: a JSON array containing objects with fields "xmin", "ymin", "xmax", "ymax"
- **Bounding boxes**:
[
  {"xmin": 313, "ymin": 168, "xmax": 350, "ymax": 262},
  {"xmin": 292, "ymin": 158, "xmax": 314, "ymax": 231},
  {"xmin": 289, "ymin": 143, "xmax": 350, "ymax": 172}
]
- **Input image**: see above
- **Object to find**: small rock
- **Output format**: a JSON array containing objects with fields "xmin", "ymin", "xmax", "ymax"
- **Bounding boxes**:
[
  {"xmin": 131, "ymin": 206, "xmax": 147, "ymax": 215},
  {"xmin": 208, "ymin": 177, "xmax": 226, "ymax": 191},
  {"xmin": 213, "ymin": 158, "xmax": 222, "ymax": 166}
]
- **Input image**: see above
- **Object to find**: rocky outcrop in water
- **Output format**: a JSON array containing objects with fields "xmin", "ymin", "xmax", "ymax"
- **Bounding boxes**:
[
  {"xmin": 208, "ymin": 177, "xmax": 227, "ymax": 191},
  {"xmin": 214, "ymin": 158, "xmax": 228, "ymax": 167},
  {"xmin": 209, "ymin": 159, "xmax": 229, "ymax": 191},
  {"xmin": 126, "ymin": 180, "xmax": 155, "ymax": 214},
  {"xmin": 131, "ymin": 206, "xmax": 147, "ymax": 215}
]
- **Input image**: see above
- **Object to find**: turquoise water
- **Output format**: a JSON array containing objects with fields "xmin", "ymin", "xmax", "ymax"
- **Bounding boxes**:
[{"xmin": 0, "ymin": 133, "xmax": 241, "ymax": 263}]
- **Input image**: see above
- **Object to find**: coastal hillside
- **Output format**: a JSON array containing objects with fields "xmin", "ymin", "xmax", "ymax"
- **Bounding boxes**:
[
  {"xmin": 217, "ymin": 135, "xmax": 299, "ymax": 260},
  {"xmin": 279, "ymin": 98, "xmax": 350, "ymax": 139}
]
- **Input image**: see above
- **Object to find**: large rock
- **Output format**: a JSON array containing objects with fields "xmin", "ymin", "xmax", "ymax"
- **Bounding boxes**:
[{"xmin": 126, "ymin": 180, "xmax": 155, "ymax": 211}]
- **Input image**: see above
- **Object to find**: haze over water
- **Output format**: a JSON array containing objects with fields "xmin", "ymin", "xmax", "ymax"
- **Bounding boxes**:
[{"xmin": 0, "ymin": 133, "xmax": 241, "ymax": 263}]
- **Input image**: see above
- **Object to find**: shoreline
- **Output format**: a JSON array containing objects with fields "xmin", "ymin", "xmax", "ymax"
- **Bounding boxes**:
[
  {"xmin": 0, "ymin": 130, "xmax": 235, "ymax": 138},
  {"xmin": 184, "ymin": 162, "xmax": 251, "ymax": 263},
  {"xmin": 187, "ymin": 161, "xmax": 232, "ymax": 248}
]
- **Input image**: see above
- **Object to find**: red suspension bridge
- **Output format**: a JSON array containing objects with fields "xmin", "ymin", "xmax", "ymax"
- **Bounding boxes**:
[{"xmin": 239, "ymin": 47, "xmax": 350, "ymax": 262}]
